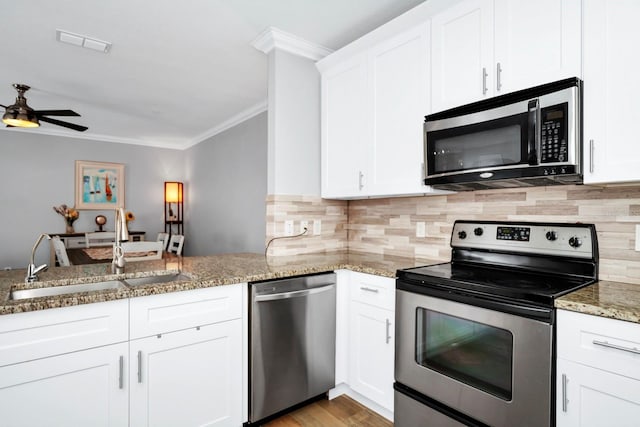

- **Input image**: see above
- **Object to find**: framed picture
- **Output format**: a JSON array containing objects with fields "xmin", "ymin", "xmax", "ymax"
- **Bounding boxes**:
[{"xmin": 75, "ymin": 160, "xmax": 125, "ymax": 210}]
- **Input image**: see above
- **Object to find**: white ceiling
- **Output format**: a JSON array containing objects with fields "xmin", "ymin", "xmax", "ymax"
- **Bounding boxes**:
[{"xmin": 1, "ymin": 0, "xmax": 425, "ymax": 149}]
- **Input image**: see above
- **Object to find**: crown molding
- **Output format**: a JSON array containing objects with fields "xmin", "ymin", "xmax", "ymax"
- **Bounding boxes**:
[
  {"xmin": 0, "ymin": 126, "xmax": 186, "ymax": 149},
  {"xmin": 251, "ymin": 27, "xmax": 333, "ymax": 61},
  {"xmin": 185, "ymin": 99, "xmax": 268, "ymax": 149},
  {"xmin": 0, "ymin": 100, "xmax": 269, "ymax": 150}
]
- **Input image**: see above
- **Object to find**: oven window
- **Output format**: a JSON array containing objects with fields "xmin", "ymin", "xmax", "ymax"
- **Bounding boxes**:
[{"xmin": 415, "ymin": 308, "xmax": 513, "ymax": 400}]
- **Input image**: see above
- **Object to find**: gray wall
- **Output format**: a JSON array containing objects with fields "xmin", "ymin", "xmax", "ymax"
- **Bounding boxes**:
[
  {"xmin": 185, "ymin": 112, "xmax": 267, "ymax": 255},
  {"xmin": 0, "ymin": 131, "xmax": 184, "ymax": 269}
]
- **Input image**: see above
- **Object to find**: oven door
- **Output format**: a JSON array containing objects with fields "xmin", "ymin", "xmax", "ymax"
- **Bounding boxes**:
[{"xmin": 395, "ymin": 289, "xmax": 552, "ymax": 427}]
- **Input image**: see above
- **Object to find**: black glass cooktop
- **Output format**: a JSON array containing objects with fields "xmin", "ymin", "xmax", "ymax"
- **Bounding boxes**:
[{"xmin": 397, "ymin": 262, "xmax": 594, "ymax": 307}]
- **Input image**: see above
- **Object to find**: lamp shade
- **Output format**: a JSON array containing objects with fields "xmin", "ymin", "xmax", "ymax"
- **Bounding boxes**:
[{"xmin": 164, "ymin": 182, "xmax": 183, "ymax": 203}]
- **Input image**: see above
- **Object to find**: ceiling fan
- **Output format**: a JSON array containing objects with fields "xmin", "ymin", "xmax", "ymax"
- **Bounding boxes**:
[{"xmin": 1, "ymin": 84, "xmax": 88, "ymax": 132}]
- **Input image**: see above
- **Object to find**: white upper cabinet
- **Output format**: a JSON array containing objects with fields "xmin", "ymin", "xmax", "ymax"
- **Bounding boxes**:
[
  {"xmin": 368, "ymin": 24, "xmax": 431, "ymax": 196},
  {"xmin": 494, "ymin": 0, "xmax": 581, "ymax": 93},
  {"xmin": 320, "ymin": 23, "xmax": 433, "ymax": 199},
  {"xmin": 431, "ymin": 0, "xmax": 581, "ymax": 113},
  {"xmin": 583, "ymin": 0, "xmax": 640, "ymax": 184},
  {"xmin": 431, "ymin": 0, "xmax": 493, "ymax": 112},
  {"xmin": 321, "ymin": 55, "xmax": 368, "ymax": 198}
]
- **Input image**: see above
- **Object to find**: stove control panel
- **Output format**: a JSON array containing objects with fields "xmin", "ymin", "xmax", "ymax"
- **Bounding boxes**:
[{"xmin": 451, "ymin": 221, "xmax": 595, "ymax": 259}]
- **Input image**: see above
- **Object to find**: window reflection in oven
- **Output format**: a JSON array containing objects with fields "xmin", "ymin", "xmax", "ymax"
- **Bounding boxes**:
[{"xmin": 415, "ymin": 308, "xmax": 514, "ymax": 401}]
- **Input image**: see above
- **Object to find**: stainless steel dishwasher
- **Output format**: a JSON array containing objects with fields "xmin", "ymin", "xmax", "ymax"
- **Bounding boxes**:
[{"xmin": 249, "ymin": 273, "xmax": 336, "ymax": 424}]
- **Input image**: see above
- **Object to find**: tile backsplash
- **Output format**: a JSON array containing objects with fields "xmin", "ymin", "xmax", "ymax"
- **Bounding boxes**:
[{"xmin": 267, "ymin": 185, "xmax": 640, "ymax": 284}]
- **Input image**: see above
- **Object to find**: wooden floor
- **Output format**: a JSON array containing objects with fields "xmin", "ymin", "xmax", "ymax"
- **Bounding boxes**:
[{"xmin": 264, "ymin": 395, "xmax": 393, "ymax": 427}]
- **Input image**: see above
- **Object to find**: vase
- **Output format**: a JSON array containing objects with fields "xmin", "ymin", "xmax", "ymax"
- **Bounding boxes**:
[{"xmin": 66, "ymin": 223, "xmax": 75, "ymax": 234}]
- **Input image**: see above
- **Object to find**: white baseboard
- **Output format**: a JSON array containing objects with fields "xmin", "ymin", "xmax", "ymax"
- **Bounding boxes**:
[{"xmin": 328, "ymin": 384, "xmax": 394, "ymax": 422}]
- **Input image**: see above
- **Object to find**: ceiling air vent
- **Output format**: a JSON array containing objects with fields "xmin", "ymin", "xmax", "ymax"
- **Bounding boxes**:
[{"xmin": 56, "ymin": 29, "xmax": 112, "ymax": 53}]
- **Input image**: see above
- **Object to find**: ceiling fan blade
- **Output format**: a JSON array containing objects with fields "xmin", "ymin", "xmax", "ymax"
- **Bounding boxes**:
[
  {"xmin": 35, "ymin": 109, "xmax": 80, "ymax": 117},
  {"xmin": 39, "ymin": 116, "xmax": 88, "ymax": 132}
]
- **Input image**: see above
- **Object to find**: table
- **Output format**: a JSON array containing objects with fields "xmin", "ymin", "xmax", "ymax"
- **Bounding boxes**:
[{"xmin": 48, "ymin": 231, "xmax": 146, "ymax": 266}]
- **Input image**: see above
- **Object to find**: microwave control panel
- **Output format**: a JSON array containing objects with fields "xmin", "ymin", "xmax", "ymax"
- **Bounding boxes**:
[{"xmin": 540, "ymin": 103, "xmax": 568, "ymax": 163}]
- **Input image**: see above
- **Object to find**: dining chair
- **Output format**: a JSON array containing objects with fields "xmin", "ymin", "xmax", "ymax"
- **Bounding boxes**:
[
  {"xmin": 51, "ymin": 236, "xmax": 71, "ymax": 266},
  {"xmin": 120, "ymin": 241, "xmax": 163, "ymax": 262},
  {"xmin": 85, "ymin": 231, "xmax": 116, "ymax": 248},
  {"xmin": 167, "ymin": 234, "xmax": 185, "ymax": 256},
  {"xmin": 156, "ymin": 232, "xmax": 169, "ymax": 251}
]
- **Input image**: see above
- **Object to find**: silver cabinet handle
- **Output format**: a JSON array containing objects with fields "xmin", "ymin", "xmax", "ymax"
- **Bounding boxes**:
[
  {"xmin": 358, "ymin": 171, "xmax": 364, "ymax": 191},
  {"xmin": 496, "ymin": 62, "xmax": 502, "ymax": 91},
  {"xmin": 385, "ymin": 319, "xmax": 391, "ymax": 344},
  {"xmin": 137, "ymin": 350, "xmax": 142, "ymax": 383},
  {"xmin": 589, "ymin": 139, "xmax": 595, "ymax": 173},
  {"xmin": 562, "ymin": 373, "xmax": 569, "ymax": 412},
  {"xmin": 593, "ymin": 339, "xmax": 640, "ymax": 355},
  {"xmin": 255, "ymin": 283, "xmax": 335, "ymax": 302},
  {"xmin": 482, "ymin": 67, "xmax": 488, "ymax": 95},
  {"xmin": 119, "ymin": 355, "xmax": 124, "ymax": 389},
  {"xmin": 360, "ymin": 286, "xmax": 379, "ymax": 293}
]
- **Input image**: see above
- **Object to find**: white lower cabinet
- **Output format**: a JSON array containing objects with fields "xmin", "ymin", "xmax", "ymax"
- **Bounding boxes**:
[
  {"xmin": 334, "ymin": 271, "xmax": 395, "ymax": 418},
  {"xmin": 556, "ymin": 309, "xmax": 640, "ymax": 426},
  {"xmin": 0, "ymin": 284, "xmax": 245, "ymax": 427},
  {"xmin": 130, "ymin": 319, "xmax": 242, "ymax": 427},
  {"xmin": 348, "ymin": 301, "xmax": 394, "ymax": 411},
  {"xmin": 556, "ymin": 358, "xmax": 640, "ymax": 427},
  {"xmin": 0, "ymin": 342, "xmax": 129, "ymax": 427}
]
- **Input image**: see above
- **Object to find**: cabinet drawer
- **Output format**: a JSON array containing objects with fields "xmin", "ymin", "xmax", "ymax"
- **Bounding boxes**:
[
  {"xmin": 130, "ymin": 283, "xmax": 243, "ymax": 339},
  {"xmin": 350, "ymin": 272, "xmax": 395, "ymax": 311},
  {"xmin": 0, "ymin": 299, "xmax": 128, "ymax": 367},
  {"xmin": 557, "ymin": 310, "xmax": 640, "ymax": 380},
  {"xmin": 65, "ymin": 237, "xmax": 87, "ymax": 249}
]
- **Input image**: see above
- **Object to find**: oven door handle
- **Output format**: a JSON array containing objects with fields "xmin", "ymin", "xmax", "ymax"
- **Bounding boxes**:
[{"xmin": 527, "ymin": 98, "xmax": 540, "ymax": 165}]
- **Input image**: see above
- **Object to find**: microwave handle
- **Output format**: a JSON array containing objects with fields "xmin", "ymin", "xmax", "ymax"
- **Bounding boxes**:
[{"xmin": 527, "ymin": 99, "xmax": 540, "ymax": 165}]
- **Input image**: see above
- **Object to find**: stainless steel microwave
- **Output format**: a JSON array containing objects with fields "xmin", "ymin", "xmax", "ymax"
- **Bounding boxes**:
[{"xmin": 424, "ymin": 78, "xmax": 582, "ymax": 191}]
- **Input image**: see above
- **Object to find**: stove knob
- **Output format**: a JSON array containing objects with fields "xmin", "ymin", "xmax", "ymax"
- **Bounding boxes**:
[
  {"xmin": 458, "ymin": 230, "xmax": 467, "ymax": 240},
  {"xmin": 568, "ymin": 236, "xmax": 582, "ymax": 248},
  {"xmin": 474, "ymin": 227, "xmax": 483, "ymax": 236},
  {"xmin": 546, "ymin": 231, "xmax": 558, "ymax": 241}
]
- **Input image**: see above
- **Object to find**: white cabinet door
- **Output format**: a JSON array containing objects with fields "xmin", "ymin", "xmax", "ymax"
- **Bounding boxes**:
[
  {"xmin": 321, "ymin": 55, "xmax": 368, "ymax": 198},
  {"xmin": 431, "ymin": 0, "xmax": 493, "ymax": 112},
  {"xmin": 368, "ymin": 23, "xmax": 430, "ymax": 196},
  {"xmin": 432, "ymin": 0, "xmax": 581, "ymax": 113},
  {"xmin": 348, "ymin": 301, "xmax": 394, "ymax": 411},
  {"xmin": 556, "ymin": 358, "xmax": 640, "ymax": 427},
  {"xmin": 494, "ymin": 0, "xmax": 581, "ymax": 94},
  {"xmin": 130, "ymin": 319, "xmax": 242, "ymax": 427},
  {"xmin": 0, "ymin": 342, "xmax": 128, "ymax": 427},
  {"xmin": 583, "ymin": 0, "xmax": 640, "ymax": 184}
]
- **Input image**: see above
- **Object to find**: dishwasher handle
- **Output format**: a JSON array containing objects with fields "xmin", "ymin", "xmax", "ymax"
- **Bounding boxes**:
[{"xmin": 255, "ymin": 283, "xmax": 335, "ymax": 302}]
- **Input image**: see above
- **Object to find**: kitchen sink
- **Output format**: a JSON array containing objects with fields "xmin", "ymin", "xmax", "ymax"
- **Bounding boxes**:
[
  {"xmin": 10, "ymin": 280, "xmax": 127, "ymax": 301},
  {"xmin": 123, "ymin": 273, "xmax": 191, "ymax": 287}
]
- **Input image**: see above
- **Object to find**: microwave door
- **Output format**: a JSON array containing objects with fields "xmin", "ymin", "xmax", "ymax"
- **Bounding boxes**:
[
  {"xmin": 527, "ymin": 99, "xmax": 541, "ymax": 165},
  {"xmin": 425, "ymin": 112, "xmax": 530, "ymax": 178}
]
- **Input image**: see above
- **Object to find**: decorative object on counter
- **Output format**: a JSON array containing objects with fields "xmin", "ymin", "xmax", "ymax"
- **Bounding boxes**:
[
  {"xmin": 75, "ymin": 160, "xmax": 125, "ymax": 210},
  {"xmin": 164, "ymin": 181, "xmax": 183, "ymax": 240},
  {"xmin": 94, "ymin": 214, "xmax": 107, "ymax": 231},
  {"xmin": 53, "ymin": 204, "xmax": 79, "ymax": 234},
  {"xmin": 125, "ymin": 211, "xmax": 135, "ymax": 231}
]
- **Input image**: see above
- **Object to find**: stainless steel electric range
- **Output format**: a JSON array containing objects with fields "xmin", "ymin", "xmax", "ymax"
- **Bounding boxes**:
[{"xmin": 395, "ymin": 220, "xmax": 598, "ymax": 427}]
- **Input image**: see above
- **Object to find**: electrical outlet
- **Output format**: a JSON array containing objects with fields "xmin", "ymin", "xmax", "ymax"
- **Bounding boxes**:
[
  {"xmin": 416, "ymin": 222, "xmax": 426, "ymax": 238},
  {"xmin": 313, "ymin": 220, "xmax": 322, "ymax": 235},
  {"xmin": 636, "ymin": 225, "xmax": 640, "ymax": 251},
  {"xmin": 284, "ymin": 220, "xmax": 294, "ymax": 236},
  {"xmin": 300, "ymin": 220, "xmax": 309, "ymax": 234}
]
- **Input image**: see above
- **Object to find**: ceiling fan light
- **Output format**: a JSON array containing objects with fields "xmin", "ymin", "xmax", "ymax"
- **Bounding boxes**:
[{"xmin": 2, "ymin": 109, "xmax": 40, "ymax": 128}]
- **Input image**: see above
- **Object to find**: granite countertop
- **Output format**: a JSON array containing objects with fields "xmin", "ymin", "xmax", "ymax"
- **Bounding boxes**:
[
  {"xmin": 0, "ymin": 252, "xmax": 441, "ymax": 315},
  {"xmin": 555, "ymin": 280, "xmax": 640, "ymax": 324}
]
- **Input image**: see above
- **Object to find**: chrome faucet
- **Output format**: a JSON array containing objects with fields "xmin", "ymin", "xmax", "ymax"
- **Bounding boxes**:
[
  {"xmin": 112, "ymin": 208, "xmax": 129, "ymax": 270},
  {"xmin": 26, "ymin": 233, "xmax": 52, "ymax": 283}
]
